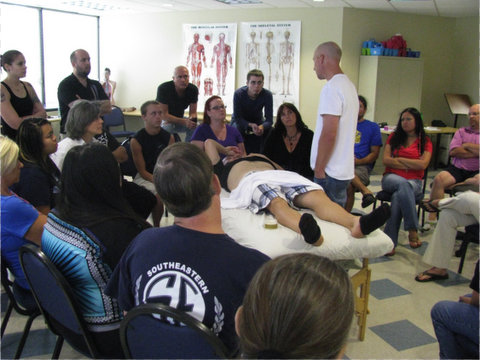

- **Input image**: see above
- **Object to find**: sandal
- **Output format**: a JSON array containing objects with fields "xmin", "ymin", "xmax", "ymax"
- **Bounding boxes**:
[
  {"xmin": 408, "ymin": 237, "xmax": 422, "ymax": 249},
  {"xmin": 415, "ymin": 270, "xmax": 449, "ymax": 282},
  {"xmin": 361, "ymin": 193, "xmax": 376, "ymax": 208},
  {"xmin": 420, "ymin": 200, "xmax": 440, "ymax": 213}
]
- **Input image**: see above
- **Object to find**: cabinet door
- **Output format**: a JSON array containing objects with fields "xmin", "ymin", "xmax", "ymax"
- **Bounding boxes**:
[{"xmin": 359, "ymin": 56, "xmax": 423, "ymax": 125}]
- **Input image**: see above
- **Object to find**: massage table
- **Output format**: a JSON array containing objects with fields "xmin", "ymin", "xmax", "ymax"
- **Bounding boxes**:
[{"xmin": 220, "ymin": 191, "xmax": 393, "ymax": 341}]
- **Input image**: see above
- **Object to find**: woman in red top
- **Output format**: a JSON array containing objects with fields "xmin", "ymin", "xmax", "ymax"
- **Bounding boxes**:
[{"xmin": 382, "ymin": 107, "xmax": 432, "ymax": 253}]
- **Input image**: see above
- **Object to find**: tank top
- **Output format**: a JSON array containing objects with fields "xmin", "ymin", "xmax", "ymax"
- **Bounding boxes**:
[{"xmin": 1, "ymin": 81, "xmax": 34, "ymax": 140}]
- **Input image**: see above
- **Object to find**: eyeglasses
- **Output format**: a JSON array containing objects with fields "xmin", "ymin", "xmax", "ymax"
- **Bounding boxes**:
[{"xmin": 210, "ymin": 105, "xmax": 227, "ymax": 110}]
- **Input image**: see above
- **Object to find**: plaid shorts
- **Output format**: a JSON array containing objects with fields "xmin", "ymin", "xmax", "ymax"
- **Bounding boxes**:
[{"xmin": 248, "ymin": 183, "xmax": 315, "ymax": 214}]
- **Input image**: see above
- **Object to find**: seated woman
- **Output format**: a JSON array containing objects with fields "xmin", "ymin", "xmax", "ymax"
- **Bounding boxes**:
[
  {"xmin": 263, "ymin": 102, "xmax": 314, "ymax": 179},
  {"xmin": 0, "ymin": 136, "xmax": 46, "ymax": 310},
  {"xmin": 381, "ymin": 107, "xmax": 432, "ymax": 254},
  {"xmin": 235, "ymin": 253, "xmax": 354, "ymax": 359},
  {"xmin": 50, "ymin": 100, "xmax": 103, "ymax": 170},
  {"xmin": 11, "ymin": 118, "xmax": 60, "ymax": 215},
  {"xmin": 1, "ymin": 50, "xmax": 47, "ymax": 140},
  {"xmin": 41, "ymin": 143, "xmax": 150, "ymax": 358},
  {"xmin": 205, "ymin": 139, "xmax": 391, "ymax": 246},
  {"xmin": 190, "ymin": 95, "xmax": 245, "ymax": 161}
]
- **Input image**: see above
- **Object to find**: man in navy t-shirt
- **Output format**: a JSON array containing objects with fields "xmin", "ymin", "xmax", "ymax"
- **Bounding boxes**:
[
  {"xmin": 106, "ymin": 142, "xmax": 269, "ymax": 354},
  {"xmin": 345, "ymin": 95, "xmax": 382, "ymax": 212}
]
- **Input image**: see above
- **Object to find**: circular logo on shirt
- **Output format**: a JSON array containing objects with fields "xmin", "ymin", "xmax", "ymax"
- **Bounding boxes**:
[{"xmin": 143, "ymin": 271, "xmax": 206, "ymax": 321}]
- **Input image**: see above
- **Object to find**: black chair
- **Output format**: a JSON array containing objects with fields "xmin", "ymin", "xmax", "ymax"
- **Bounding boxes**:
[
  {"xmin": 1, "ymin": 259, "xmax": 41, "ymax": 359},
  {"xmin": 120, "ymin": 303, "xmax": 229, "ymax": 359},
  {"xmin": 455, "ymin": 224, "xmax": 479, "ymax": 274},
  {"xmin": 373, "ymin": 167, "xmax": 429, "ymax": 228},
  {"xmin": 19, "ymin": 244, "xmax": 101, "ymax": 359},
  {"xmin": 103, "ymin": 106, "xmax": 135, "ymax": 139}
]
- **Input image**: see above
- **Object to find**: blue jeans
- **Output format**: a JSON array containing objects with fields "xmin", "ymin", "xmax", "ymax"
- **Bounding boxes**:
[
  {"xmin": 314, "ymin": 175, "xmax": 350, "ymax": 207},
  {"xmin": 381, "ymin": 173, "xmax": 422, "ymax": 246},
  {"xmin": 431, "ymin": 298, "xmax": 479, "ymax": 359},
  {"xmin": 162, "ymin": 123, "xmax": 194, "ymax": 142}
]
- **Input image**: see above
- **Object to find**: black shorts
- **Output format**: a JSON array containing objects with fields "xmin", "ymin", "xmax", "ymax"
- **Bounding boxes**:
[{"xmin": 446, "ymin": 165, "xmax": 479, "ymax": 183}]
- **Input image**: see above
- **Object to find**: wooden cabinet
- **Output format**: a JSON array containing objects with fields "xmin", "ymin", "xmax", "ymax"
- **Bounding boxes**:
[{"xmin": 358, "ymin": 56, "xmax": 423, "ymax": 125}]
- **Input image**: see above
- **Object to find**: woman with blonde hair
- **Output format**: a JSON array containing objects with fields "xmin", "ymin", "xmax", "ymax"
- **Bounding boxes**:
[
  {"xmin": 1, "ymin": 135, "xmax": 46, "ymax": 309},
  {"xmin": 236, "ymin": 253, "xmax": 354, "ymax": 359}
]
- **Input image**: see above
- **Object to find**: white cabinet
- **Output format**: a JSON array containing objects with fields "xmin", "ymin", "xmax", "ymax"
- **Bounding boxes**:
[{"xmin": 358, "ymin": 56, "xmax": 423, "ymax": 125}]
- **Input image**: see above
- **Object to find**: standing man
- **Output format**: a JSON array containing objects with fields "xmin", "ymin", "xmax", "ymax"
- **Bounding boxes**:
[
  {"xmin": 231, "ymin": 69, "xmax": 273, "ymax": 154},
  {"xmin": 156, "ymin": 66, "xmax": 198, "ymax": 142},
  {"xmin": 310, "ymin": 41, "xmax": 359, "ymax": 207},
  {"xmin": 345, "ymin": 95, "xmax": 383, "ymax": 212},
  {"xmin": 58, "ymin": 49, "xmax": 110, "ymax": 135},
  {"xmin": 105, "ymin": 143, "xmax": 269, "ymax": 354}
]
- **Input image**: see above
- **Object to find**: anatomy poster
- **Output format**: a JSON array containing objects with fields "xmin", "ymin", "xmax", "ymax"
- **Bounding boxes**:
[
  {"xmin": 239, "ymin": 21, "xmax": 301, "ymax": 113},
  {"xmin": 183, "ymin": 23, "xmax": 237, "ymax": 114}
]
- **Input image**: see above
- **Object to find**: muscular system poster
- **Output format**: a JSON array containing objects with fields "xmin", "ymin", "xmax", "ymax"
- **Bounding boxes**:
[
  {"xmin": 183, "ymin": 23, "xmax": 237, "ymax": 115},
  {"xmin": 239, "ymin": 21, "xmax": 301, "ymax": 114}
]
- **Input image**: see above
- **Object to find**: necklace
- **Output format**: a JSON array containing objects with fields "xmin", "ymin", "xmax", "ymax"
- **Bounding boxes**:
[
  {"xmin": 285, "ymin": 132, "xmax": 299, "ymax": 151},
  {"xmin": 286, "ymin": 132, "xmax": 298, "ymax": 143}
]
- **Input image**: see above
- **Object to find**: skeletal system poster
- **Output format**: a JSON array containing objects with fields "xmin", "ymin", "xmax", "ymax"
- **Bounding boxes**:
[
  {"xmin": 239, "ymin": 21, "xmax": 301, "ymax": 113},
  {"xmin": 183, "ymin": 23, "xmax": 237, "ymax": 114}
]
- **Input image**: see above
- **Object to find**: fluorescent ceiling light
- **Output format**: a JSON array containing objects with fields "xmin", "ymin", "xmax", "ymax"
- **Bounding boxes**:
[{"xmin": 215, "ymin": 0, "xmax": 262, "ymax": 4}]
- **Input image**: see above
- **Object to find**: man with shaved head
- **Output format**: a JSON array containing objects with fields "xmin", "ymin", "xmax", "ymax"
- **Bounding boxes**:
[
  {"xmin": 156, "ymin": 65, "xmax": 199, "ymax": 141},
  {"xmin": 424, "ymin": 103, "xmax": 479, "ymax": 221},
  {"xmin": 58, "ymin": 49, "xmax": 110, "ymax": 135},
  {"xmin": 310, "ymin": 41, "xmax": 359, "ymax": 207}
]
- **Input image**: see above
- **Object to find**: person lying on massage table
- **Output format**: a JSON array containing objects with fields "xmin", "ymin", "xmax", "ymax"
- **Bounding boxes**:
[{"xmin": 205, "ymin": 139, "xmax": 391, "ymax": 247}]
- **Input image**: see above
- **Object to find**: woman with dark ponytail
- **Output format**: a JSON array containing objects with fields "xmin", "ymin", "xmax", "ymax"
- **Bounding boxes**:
[{"xmin": 381, "ymin": 107, "xmax": 432, "ymax": 254}]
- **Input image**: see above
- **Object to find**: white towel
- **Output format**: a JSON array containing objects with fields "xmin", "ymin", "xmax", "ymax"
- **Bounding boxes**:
[{"xmin": 221, "ymin": 170, "xmax": 322, "ymax": 209}]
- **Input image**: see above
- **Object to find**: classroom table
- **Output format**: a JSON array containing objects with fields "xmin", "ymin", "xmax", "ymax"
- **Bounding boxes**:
[{"xmin": 381, "ymin": 126, "xmax": 458, "ymax": 169}]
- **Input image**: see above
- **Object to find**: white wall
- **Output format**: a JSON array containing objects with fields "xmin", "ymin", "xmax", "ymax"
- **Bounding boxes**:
[
  {"xmin": 99, "ymin": 8, "xmax": 343, "ymax": 129},
  {"xmin": 100, "ymin": 7, "xmax": 478, "ymax": 130}
]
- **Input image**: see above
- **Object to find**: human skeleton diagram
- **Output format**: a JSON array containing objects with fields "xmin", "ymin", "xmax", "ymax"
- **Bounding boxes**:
[
  {"xmin": 246, "ymin": 31, "xmax": 260, "ymax": 69},
  {"xmin": 210, "ymin": 33, "xmax": 232, "ymax": 96},
  {"xmin": 186, "ymin": 33, "xmax": 207, "ymax": 88},
  {"xmin": 265, "ymin": 31, "xmax": 275, "ymax": 90},
  {"xmin": 279, "ymin": 30, "xmax": 294, "ymax": 95}
]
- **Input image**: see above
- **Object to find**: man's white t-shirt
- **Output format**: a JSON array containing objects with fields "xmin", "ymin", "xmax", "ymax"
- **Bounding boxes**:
[{"xmin": 310, "ymin": 74, "xmax": 359, "ymax": 180}]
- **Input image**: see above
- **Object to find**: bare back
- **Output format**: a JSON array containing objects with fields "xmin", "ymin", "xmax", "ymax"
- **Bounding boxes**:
[{"xmin": 227, "ymin": 154, "xmax": 278, "ymax": 190}]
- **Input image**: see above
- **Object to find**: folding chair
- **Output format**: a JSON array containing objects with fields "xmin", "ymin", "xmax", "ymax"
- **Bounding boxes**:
[
  {"xmin": 19, "ymin": 244, "xmax": 101, "ymax": 359},
  {"xmin": 1, "ymin": 260, "xmax": 40, "ymax": 359},
  {"xmin": 373, "ymin": 167, "xmax": 429, "ymax": 228},
  {"xmin": 120, "ymin": 303, "xmax": 229, "ymax": 359},
  {"xmin": 103, "ymin": 106, "xmax": 135, "ymax": 139}
]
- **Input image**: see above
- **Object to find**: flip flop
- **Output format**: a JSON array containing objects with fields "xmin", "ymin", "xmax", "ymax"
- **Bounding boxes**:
[
  {"xmin": 408, "ymin": 235, "xmax": 422, "ymax": 249},
  {"xmin": 415, "ymin": 271, "xmax": 449, "ymax": 282},
  {"xmin": 361, "ymin": 194, "xmax": 376, "ymax": 208},
  {"xmin": 420, "ymin": 200, "xmax": 440, "ymax": 213}
]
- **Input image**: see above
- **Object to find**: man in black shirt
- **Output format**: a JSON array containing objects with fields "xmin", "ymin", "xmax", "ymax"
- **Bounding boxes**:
[
  {"xmin": 156, "ymin": 65, "xmax": 198, "ymax": 141},
  {"xmin": 57, "ymin": 49, "xmax": 110, "ymax": 134}
]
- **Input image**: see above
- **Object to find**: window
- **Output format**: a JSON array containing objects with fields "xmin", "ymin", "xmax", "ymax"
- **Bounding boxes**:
[{"xmin": 0, "ymin": 3, "xmax": 99, "ymax": 109}]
